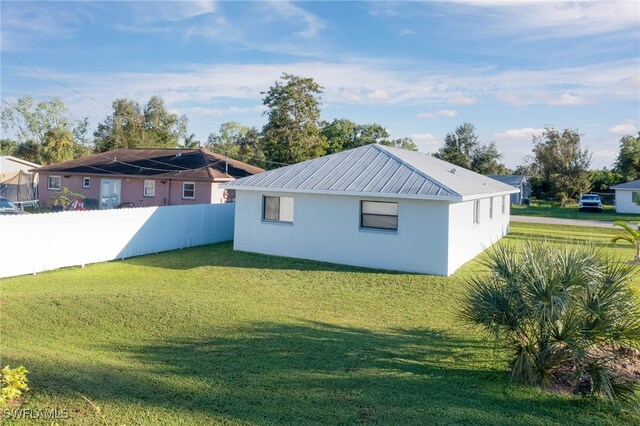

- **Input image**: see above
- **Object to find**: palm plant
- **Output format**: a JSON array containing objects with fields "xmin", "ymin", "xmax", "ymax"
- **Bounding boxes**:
[
  {"xmin": 461, "ymin": 241, "xmax": 640, "ymax": 403},
  {"xmin": 612, "ymin": 221, "xmax": 640, "ymax": 263}
]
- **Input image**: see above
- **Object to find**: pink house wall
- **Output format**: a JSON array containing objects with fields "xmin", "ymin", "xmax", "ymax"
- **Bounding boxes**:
[{"xmin": 38, "ymin": 174, "xmax": 214, "ymax": 208}]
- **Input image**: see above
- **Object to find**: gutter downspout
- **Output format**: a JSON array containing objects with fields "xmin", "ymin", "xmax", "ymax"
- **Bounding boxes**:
[{"xmin": 167, "ymin": 179, "xmax": 171, "ymax": 206}]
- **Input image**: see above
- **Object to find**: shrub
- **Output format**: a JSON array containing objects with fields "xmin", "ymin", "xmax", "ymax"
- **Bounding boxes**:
[
  {"xmin": 461, "ymin": 241, "xmax": 640, "ymax": 403},
  {"xmin": 0, "ymin": 365, "xmax": 29, "ymax": 407}
]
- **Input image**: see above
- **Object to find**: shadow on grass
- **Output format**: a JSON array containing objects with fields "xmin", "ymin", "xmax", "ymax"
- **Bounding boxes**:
[
  {"xmin": 120, "ymin": 241, "xmax": 412, "ymax": 274},
  {"xmin": 13, "ymin": 321, "xmax": 622, "ymax": 425}
]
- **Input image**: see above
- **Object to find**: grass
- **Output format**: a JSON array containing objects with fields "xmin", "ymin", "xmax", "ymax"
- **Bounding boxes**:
[
  {"xmin": 511, "ymin": 204, "xmax": 640, "ymax": 222},
  {"xmin": 1, "ymin": 223, "xmax": 639, "ymax": 425}
]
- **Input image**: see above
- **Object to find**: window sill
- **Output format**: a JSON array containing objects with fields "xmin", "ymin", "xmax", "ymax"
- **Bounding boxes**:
[
  {"xmin": 262, "ymin": 220, "xmax": 293, "ymax": 226},
  {"xmin": 359, "ymin": 227, "xmax": 398, "ymax": 235}
]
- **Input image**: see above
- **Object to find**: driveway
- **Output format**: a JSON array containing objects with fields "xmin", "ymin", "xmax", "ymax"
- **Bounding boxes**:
[{"xmin": 511, "ymin": 215, "xmax": 623, "ymax": 228}]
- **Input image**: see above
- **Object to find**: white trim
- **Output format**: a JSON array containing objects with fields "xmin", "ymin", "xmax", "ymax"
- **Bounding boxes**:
[
  {"xmin": 1, "ymin": 156, "xmax": 41, "ymax": 169},
  {"xmin": 48, "ymin": 175, "xmax": 61, "ymax": 190},
  {"xmin": 143, "ymin": 180, "xmax": 156, "ymax": 197},
  {"xmin": 182, "ymin": 182, "xmax": 196, "ymax": 199},
  {"xmin": 82, "ymin": 177, "xmax": 91, "ymax": 188},
  {"xmin": 223, "ymin": 185, "xmax": 517, "ymax": 202}
]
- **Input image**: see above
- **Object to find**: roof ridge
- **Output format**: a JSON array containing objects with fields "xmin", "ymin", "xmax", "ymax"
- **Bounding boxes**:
[{"xmin": 372, "ymin": 144, "xmax": 462, "ymax": 198}]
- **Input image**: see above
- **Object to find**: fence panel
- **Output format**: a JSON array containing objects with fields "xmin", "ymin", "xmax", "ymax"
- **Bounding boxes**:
[{"xmin": 0, "ymin": 203, "xmax": 235, "ymax": 278}]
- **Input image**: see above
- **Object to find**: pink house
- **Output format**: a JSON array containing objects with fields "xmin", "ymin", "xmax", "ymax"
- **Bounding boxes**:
[{"xmin": 35, "ymin": 148, "xmax": 264, "ymax": 209}]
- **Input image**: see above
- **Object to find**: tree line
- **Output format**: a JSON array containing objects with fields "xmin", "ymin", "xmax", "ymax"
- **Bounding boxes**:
[{"xmin": 1, "ymin": 73, "xmax": 638, "ymax": 203}]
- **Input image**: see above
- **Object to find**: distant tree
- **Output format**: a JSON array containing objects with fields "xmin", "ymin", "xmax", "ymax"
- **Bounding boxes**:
[
  {"xmin": 261, "ymin": 73, "xmax": 327, "ymax": 167},
  {"xmin": 471, "ymin": 142, "xmax": 508, "ymax": 175},
  {"xmin": 614, "ymin": 133, "xmax": 640, "ymax": 182},
  {"xmin": 435, "ymin": 123, "xmax": 506, "ymax": 173},
  {"xmin": 93, "ymin": 96, "xmax": 187, "ymax": 152},
  {"xmin": 379, "ymin": 137, "xmax": 418, "ymax": 151},
  {"xmin": 13, "ymin": 140, "xmax": 42, "ymax": 164},
  {"xmin": 435, "ymin": 123, "xmax": 478, "ymax": 169},
  {"xmin": 42, "ymin": 128, "xmax": 75, "ymax": 164},
  {"xmin": 532, "ymin": 128, "xmax": 591, "ymax": 205},
  {"xmin": 321, "ymin": 119, "xmax": 389, "ymax": 154},
  {"xmin": 591, "ymin": 168, "xmax": 623, "ymax": 192},
  {"xmin": 0, "ymin": 139, "xmax": 18, "ymax": 156},
  {"xmin": 206, "ymin": 122, "xmax": 266, "ymax": 168},
  {"xmin": 182, "ymin": 133, "xmax": 201, "ymax": 148}
]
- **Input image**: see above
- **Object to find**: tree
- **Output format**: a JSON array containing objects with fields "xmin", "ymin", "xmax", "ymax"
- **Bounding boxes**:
[
  {"xmin": 461, "ymin": 241, "xmax": 640, "ymax": 401},
  {"xmin": 531, "ymin": 128, "xmax": 592, "ymax": 205},
  {"xmin": 471, "ymin": 142, "xmax": 508, "ymax": 175},
  {"xmin": 379, "ymin": 137, "xmax": 418, "ymax": 151},
  {"xmin": 93, "ymin": 96, "xmax": 187, "ymax": 152},
  {"xmin": 182, "ymin": 133, "xmax": 201, "ymax": 148},
  {"xmin": 206, "ymin": 122, "xmax": 266, "ymax": 168},
  {"xmin": 321, "ymin": 119, "xmax": 389, "ymax": 154},
  {"xmin": 261, "ymin": 73, "xmax": 327, "ymax": 167},
  {"xmin": 614, "ymin": 134, "xmax": 640, "ymax": 182},
  {"xmin": 591, "ymin": 168, "xmax": 623, "ymax": 192},
  {"xmin": 435, "ymin": 123, "xmax": 478, "ymax": 169},
  {"xmin": 13, "ymin": 140, "xmax": 41, "ymax": 164},
  {"xmin": 0, "ymin": 139, "xmax": 18, "ymax": 156},
  {"xmin": 1, "ymin": 96, "xmax": 72, "ymax": 144},
  {"xmin": 612, "ymin": 221, "xmax": 640, "ymax": 263},
  {"xmin": 435, "ymin": 123, "xmax": 506, "ymax": 173},
  {"xmin": 42, "ymin": 128, "xmax": 74, "ymax": 164}
]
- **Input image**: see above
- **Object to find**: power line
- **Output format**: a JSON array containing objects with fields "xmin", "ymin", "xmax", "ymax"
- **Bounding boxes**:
[{"xmin": 1, "ymin": 51, "xmax": 112, "ymax": 110}]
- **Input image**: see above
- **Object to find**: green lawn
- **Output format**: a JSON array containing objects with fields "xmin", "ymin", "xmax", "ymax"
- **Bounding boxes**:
[
  {"xmin": 1, "ymin": 223, "xmax": 638, "ymax": 425},
  {"xmin": 511, "ymin": 204, "xmax": 640, "ymax": 222}
]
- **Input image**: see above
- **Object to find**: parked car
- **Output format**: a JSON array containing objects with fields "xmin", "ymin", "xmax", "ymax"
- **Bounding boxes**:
[
  {"xmin": 578, "ymin": 194, "xmax": 603, "ymax": 212},
  {"xmin": 0, "ymin": 197, "xmax": 30, "ymax": 215}
]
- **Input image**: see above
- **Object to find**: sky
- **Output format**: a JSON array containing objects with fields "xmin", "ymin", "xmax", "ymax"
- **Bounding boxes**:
[{"xmin": 1, "ymin": 0, "xmax": 639, "ymax": 169}]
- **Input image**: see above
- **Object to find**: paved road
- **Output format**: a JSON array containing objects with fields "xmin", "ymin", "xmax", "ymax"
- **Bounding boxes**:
[{"xmin": 510, "ymin": 215, "xmax": 629, "ymax": 228}]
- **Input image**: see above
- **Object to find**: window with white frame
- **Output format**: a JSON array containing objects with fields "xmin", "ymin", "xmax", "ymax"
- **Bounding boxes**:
[
  {"xmin": 489, "ymin": 198, "xmax": 494, "ymax": 220},
  {"xmin": 182, "ymin": 182, "xmax": 195, "ymax": 199},
  {"xmin": 502, "ymin": 195, "xmax": 506, "ymax": 214},
  {"xmin": 48, "ymin": 175, "xmax": 61, "ymax": 190},
  {"xmin": 144, "ymin": 180, "xmax": 156, "ymax": 197},
  {"xmin": 82, "ymin": 177, "xmax": 90, "ymax": 188},
  {"xmin": 360, "ymin": 200, "xmax": 398, "ymax": 231},
  {"xmin": 263, "ymin": 196, "xmax": 294, "ymax": 222},
  {"xmin": 473, "ymin": 200, "xmax": 480, "ymax": 224}
]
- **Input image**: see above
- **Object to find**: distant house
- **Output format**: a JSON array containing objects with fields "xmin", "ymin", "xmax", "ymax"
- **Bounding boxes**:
[
  {"xmin": 35, "ymin": 149, "xmax": 263, "ymax": 209},
  {"xmin": 224, "ymin": 144, "xmax": 518, "ymax": 276},
  {"xmin": 486, "ymin": 175, "xmax": 531, "ymax": 205},
  {"xmin": 0, "ymin": 156, "xmax": 40, "ymax": 206},
  {"xmin": 610, "ymin": 180, "xmax": 640, "ymax": 214}
]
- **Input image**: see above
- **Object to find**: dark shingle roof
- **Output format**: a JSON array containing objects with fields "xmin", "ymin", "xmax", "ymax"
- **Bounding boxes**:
[{"xmin": 35, "ymin": 149, "xmax": 264, "ymax": 181}]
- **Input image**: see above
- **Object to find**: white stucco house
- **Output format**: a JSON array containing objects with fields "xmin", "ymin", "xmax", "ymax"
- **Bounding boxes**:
[
  {"xmin": 223, "ymin": 144, "xmax": 519, "ymax": 276},
  {"xmin": 610, "ymin": 180, "xmax": 640, "ymax": 214}
]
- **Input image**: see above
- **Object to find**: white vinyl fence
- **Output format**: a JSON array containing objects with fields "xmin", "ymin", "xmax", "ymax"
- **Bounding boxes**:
[{"xmin": 0, "ymin": 203, "xmax": 235, "ymax": 278}]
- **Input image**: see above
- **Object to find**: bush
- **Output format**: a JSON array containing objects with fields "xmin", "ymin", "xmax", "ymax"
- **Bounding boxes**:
[
  {"xmin": 0, "ymin": 365, "xmax": 29, "ymax": 407},
  {"xmin": 461, "ymin": 242, "xmax": 640, "ymax": 403}
]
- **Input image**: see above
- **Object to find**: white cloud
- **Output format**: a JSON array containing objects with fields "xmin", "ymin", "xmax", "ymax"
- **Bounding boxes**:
[
  {"xmin": 547, "ymin": 93, "xmax": 589, "ymax": 106},
  {"xmin": 436, "ymin": 109, "xmax": 457, "ymax": 117},
  {"xmin": 609, "ymin": 121, "xmax": 638, "ymax": 136},
  {"xmin": 494, "ymin": 128, "xmax": 545, "ymax": 140},
  {"xmin": 397, "ymin": 28, "xmax": 415, "ymax": 36},
  {"xmin": 417, "ymin": 112, "xmax": 434, "ymax": 119},
  {"xmin": 368, "ymin": 89, "xmax": 392, "ymax": 100},
  {"xmin": 446, "ymin": 94, "xmax": 476, "ymax": 105},
  {"xmin": 410, "ymin": 133, "xmax": 440, "ymax": 152}
]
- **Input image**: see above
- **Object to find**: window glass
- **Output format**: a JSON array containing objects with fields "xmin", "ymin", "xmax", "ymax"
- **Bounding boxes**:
[
  {"xmin": 263, "ymin": 196, "xmax": 294, "ymax": 222},
  {"xmin": 263, "ymin": 196, "xmax": 280, "ymax": 221},
  {"xmin": 144, "ymin": 180, "xmax": 155, "ymax": 197},
  {"xmin": 361, "ymin": 201, "xmax": 398, "ymax": 231},
  {"xmin": 83, "ymin": 177, "xmax": 90, "ymax": 188},
  {"xmin": 48, "ymin": 176, "xmax": 61, "ymax": 190},
  {"xmin": 183, "ymin": 182, "xmax": 195, "ymax": 198}
]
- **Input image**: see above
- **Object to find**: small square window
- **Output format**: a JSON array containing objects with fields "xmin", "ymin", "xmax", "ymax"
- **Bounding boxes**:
[
  {"xmin": 48, "ymin": 175, "xmax": 61, "ymax": 190},
  {"xmin": 82, "ymin": 177, "xmax": 90, "ymax": 188},
  {"xmin": 144, "ymin": 180, "xmax": 156, "ymax": 197},
  {"xmin": 360, "ymin": 200, "xmax": 398, "ymax": 231},
  {"xmin": 262, "ymin": 196, "xmax": 294, "ymax": 222},
  {"xmin": 182, "ymin": 182, "xmax": 195, "ymax": 199}
]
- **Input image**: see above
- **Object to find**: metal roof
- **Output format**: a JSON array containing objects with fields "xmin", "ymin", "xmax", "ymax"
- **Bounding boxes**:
[
  {"xmin": 486, "ymin": 175, "xmax": 527, "ymax": 188},
  {"xmin": 610, "ymin": 179, "xmax": 640, "ymax": 190},
  {"xmin": 224, "ymin": 144, "xmax": 518, "ymax": 201}
]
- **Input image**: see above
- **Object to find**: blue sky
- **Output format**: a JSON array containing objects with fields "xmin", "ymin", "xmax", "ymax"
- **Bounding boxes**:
[{"xmin": 1, "ymin": 1, "xmax": 639, "ymax": 169}]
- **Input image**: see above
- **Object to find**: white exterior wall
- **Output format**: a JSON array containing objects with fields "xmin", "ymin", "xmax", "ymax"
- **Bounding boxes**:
[
  {"xmin": 447, "ymin": 195, "xmax": 510, "ymax": 274},
  {"xmin": 614, "ymin": 189, "xmax": 640, "ymax": 214},
  {"xmin": 233, "ymin": 191, "xmax": 451, "ymax": 275}
]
